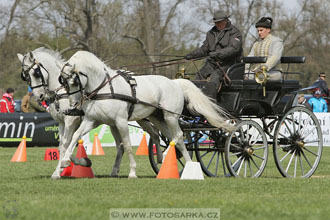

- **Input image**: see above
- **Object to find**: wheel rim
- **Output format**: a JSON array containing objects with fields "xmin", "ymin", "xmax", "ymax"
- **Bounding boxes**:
[
  {"xmin": 225, "ymin": 120, "xmax": 268, "ymax": 178},
  {"xmin": 148, "ymin": 132, "xmax": 193, "ymax": 175},
  {"xmin": 273, "ymin": 106, "xmax": 323, "ymax": 178},
  {"xmin": 194, "ymin": 130, "xmax": 230, "ymax": 177}
]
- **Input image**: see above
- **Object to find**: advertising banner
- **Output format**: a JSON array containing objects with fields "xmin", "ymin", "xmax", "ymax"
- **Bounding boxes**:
[
  {"xmin": 0, "ymin": 113, "xmax": 59, "ymax": 147},
  {"xmin": 0, "ymin": 112, "xmax": 329, "ymax": 149}
]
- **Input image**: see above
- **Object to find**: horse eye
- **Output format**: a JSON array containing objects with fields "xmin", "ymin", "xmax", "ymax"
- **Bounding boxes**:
[
  {"xmin": 58, "ymin": 76, "xmax": 64, "ymax": 85},
  {"xmin": 34, "ymin": 67, "xmax": 42, "ymax": 78}
]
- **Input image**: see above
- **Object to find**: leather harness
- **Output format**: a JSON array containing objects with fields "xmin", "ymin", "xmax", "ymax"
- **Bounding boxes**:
[{"xmin": 86, "ymin": 70, "xmax": 139, "ymax": 120}]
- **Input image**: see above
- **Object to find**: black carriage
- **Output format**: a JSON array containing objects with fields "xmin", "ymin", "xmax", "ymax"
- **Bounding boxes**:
[{"xmin": 148, "ymin": 56, "xmax": 323, "ymax": 178}]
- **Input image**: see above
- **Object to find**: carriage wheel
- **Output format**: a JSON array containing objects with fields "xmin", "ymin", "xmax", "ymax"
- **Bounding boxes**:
[
  {"xmin": 194, "ymin": 130, "xmax": 231, "ymax": 177},
  {"xmin": 273, "ymin": 106, "xmax": 323, "ymax": 178},
  {"xmin": 225, "ymin": 120, "xmax": 268, "ymax": 178},
  {"xmin": 148, "ymin": 132, "xmax": 193, "ymax": 175}
]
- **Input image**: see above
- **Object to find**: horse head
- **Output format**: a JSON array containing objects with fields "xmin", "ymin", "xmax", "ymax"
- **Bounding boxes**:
[
  {"xmin": 59, "ymin": 61, "xmax": 87, "ymax": 110},
  {"xmin": 17, "ymin": 48, "xmax": 63, "ymax": 101}
]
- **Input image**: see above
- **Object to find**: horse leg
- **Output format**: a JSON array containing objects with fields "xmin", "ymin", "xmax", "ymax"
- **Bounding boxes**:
[
  {"xmin": 60, "ymin": 119, "xmax": 98, "ymax": 168},
  {"xmin": 115, "ymin": 120, "xmax": 137, "ymax": 178},
  {"xmin": 109, "ymin": 125, "xmax": 124, "ymax": 177},
  {"xmin": 51, "ymin": 122, "xmax": 65, "ymax": 179},
  {"xmin": 52, "ymin": 116, "xmax": 81, "ymax": 179},
  {"xmin": 136, "ymin": 119, "xmax": 161, "ymax": 159},
  {"xmin": 148, "ymin": 117, "xmax": 172, "ymax": 163},
  {"xmin": 164, "ymin": 114, "xmax": 192, "ymax": 163}
]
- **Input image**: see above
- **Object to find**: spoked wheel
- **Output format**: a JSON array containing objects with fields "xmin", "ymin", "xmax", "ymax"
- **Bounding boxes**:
[
  {"xmin": 148, "ymin": 132, "xmax": 193, "ymax": 175},
  {"xmin": 194, "ymin": 130, "xmax": 231, "ymax": 177},
  {"xmin": 273, "ymin": 106, "xmax": 323, "ymax": 178},
  {"xmin": 225, "ymin": 120, "xmax": 268, "ymax": 178}
]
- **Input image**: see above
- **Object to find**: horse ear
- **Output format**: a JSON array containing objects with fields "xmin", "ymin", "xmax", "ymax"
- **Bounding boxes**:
[
  {"xmin": 17, "ymin": 53, "xmax": 24, "ymax": 63},
  {"xmin": 28, "ymin": 52, "xmax": 34, "ymax": 62}
]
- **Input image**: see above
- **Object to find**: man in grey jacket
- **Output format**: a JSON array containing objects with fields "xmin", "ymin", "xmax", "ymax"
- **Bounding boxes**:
[
  {"xmin": 184, "ymin": 10, "xmax": 243, "ymax": 90},
  {"xmin": 245, "ymin": 17, "xmax": 283, "ymax": 80}
]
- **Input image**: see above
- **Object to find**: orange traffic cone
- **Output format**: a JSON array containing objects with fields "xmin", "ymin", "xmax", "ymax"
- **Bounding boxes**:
[
  {"xmin": 11, "ymin": 136, "xmax": 27, "ymax": 162},
  {"xmin": 92, "ymin": 133, "xmax": 105, "ymax": 155},
  {"xmin": 71, "ymin": 140, "xmax": 95, "ymax": 178},
  {"xmin": 136, "ymin": 132, "xmax": 148, "ymax": 155},
  {"xmin": 157, "ymin": 141, "xmax": 179, "ymax": 179}
]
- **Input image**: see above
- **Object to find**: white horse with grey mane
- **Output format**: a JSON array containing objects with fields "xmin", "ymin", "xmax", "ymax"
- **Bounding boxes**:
[
  {"xmin": 17, "ymin": 48, "xmax": 159, "ymax": 178},
  {"xmin": 17, "ymin": 48, "xmax": 81, "ymax": 179},
  {"xmin": 59, "ymin": 50, "xmax": 234, "ymax": 178}
]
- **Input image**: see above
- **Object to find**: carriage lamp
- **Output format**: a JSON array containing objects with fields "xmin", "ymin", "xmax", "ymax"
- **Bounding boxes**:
[
  {"xmin": 175, "ymin": 65, "xmax": 186, "ymax": 79},
  {"xmin": 255, "ymin": 65, "xmax": 269, "ymax": 97}
]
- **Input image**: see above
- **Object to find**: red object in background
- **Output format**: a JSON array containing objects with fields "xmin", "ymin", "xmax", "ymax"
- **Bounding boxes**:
[
  {"xmin": 41, "ymin": 101, "xmax": 48, "ymax": 108},
  {"xmin": 44, "ymin": 148, "xmax": 59, "ymax": 160}
]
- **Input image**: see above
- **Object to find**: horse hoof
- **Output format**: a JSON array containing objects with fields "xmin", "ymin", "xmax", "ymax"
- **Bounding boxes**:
[
  {"xmin": 51, "ymin": 174, "xmax": 61, "ymax": 180},
  {"xmin": 128, "ymin": 174, "xmax": 138, "ymax": 179},
  {"xmin": 110, "ymin": 173, "xmax": 119, "ymax": 178}
]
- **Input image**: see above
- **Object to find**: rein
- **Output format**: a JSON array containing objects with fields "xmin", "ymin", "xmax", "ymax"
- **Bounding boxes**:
[
  {"xmin": 85, "ymin": 72, "xmax": 121, "ymax": 100},
  {"xmin": 118, "ymin": 58, "xmax": 186, "ymax": 71}
]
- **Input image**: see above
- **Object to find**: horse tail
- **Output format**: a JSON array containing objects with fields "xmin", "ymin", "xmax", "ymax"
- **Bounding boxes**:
[{"xmin": 174, "ymin": 79, "xmax": 235, "ymax": 132}]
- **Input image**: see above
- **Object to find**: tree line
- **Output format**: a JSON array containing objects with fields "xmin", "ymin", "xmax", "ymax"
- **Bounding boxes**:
[{"xmin": 0, "ymin": 0, "xmax": 329, "ymax": 98}]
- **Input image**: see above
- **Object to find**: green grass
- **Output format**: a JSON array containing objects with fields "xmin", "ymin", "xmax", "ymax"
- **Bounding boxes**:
[{"xmin": 1, "ymin": 146, "xmax": 330, "ymax": 220}]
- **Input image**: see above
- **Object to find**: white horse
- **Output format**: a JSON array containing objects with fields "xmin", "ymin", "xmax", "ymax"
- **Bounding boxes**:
[
  {"xmin": 17, "ymin": 48, "xmax": 159, "ymax": 178},
  {"xmin": 59, "ymin": 50, "xmax": 234, "ymax": 178},
  {"xmin": 17, "ymin": 48, "xmax": 82, "ymax": 179}
]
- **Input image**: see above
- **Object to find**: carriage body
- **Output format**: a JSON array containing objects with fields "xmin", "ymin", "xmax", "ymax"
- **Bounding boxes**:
[
  {"xmin": 196, "ymin": 57, "xmax": 304, "ymax": 118},
  {"xmin": 149, "ymin": 56, "xmax": 323, "ymax": 179},
  {"xmin": 219, "ymin": 79, "xmax": 300, "ymax": 117}
]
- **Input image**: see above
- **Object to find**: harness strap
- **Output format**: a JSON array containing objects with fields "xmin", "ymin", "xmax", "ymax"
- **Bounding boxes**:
[
  {"xmin": 90, "ymin": 93, "xmax": 138, "ymax": 103},
  {"xmin": 116, "ymin": 70, "xmax": 137, "ymax": 119},
  {"xmin": 85, "ymin": 70, "xmax": 137, "ymax": 119},
  {"xmin": 54, "ymin": 93, "xmax": 69, "ymax": 112},
  {"xmin": 86, "ymin": 72, "xmax": 118, "ymax": 99}
]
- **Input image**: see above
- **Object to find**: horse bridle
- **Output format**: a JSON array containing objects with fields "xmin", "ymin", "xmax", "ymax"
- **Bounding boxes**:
[
  {"xmin": 21, "ymin": 56, "xmax": 49, "ymax": 90},
  {"xmin": 58, "ymin": 63, "xmax": 88, "ymax": 108},
  {"xmin": 59, "ymin": 63, "xmax": 126, "ymax": 111},
  {"xmin": 20, "ymin": 54, "xmax": 69, "ymax": 108}
]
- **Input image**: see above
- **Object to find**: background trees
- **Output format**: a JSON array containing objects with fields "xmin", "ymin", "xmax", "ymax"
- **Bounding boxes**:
[{"xmin": 0, "ymin": 0, "xmax": 329, "ymax": 98}]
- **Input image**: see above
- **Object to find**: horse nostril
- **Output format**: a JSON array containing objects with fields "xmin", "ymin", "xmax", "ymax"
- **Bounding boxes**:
[{"xmin": 39, "ymin": 94, "xmax": 44, "ymax": 100}]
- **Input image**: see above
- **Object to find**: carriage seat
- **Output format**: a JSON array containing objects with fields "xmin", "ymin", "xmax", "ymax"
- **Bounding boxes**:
[{"xmin": 226, "ymin": 62, "xmax": 245, "ymax": 80}]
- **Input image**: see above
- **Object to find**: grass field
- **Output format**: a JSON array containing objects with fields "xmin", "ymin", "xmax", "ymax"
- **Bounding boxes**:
[{"xmin": 1, "ymin": 146, "xmax": 330, "ymax": 220}]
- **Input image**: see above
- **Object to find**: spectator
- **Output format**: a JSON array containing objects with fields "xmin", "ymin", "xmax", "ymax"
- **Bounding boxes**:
[
  {"xmin": 21, "ymin": 87, "xmax": 47, "ymax": 113},
  {"xmin": 315, "ymin": 72, "xmax": 329, "ymax": 97},
  {"xmin": 21, "ymin": 87, "xmax": 33, "ymax": 113},
  {"xmin": 308, "ymin": 89, "xmax": 328, "ymax": 112},
  {"xmin": 297, "ymin": 94, "xmax": 312, "ymax": 111},
  {"xmin": 0, "ymin": 88, "xmax": 15, "ymax": 113}
]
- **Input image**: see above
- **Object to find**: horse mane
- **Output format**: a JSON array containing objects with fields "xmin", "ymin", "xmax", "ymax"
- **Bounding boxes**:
[
  {"xmin": 33, "ymin": 47, "xmax": 65, "ymax": 62},
  {"xmin": 70, "ymin": 51, "xmax": 113, "ymax": 75}
]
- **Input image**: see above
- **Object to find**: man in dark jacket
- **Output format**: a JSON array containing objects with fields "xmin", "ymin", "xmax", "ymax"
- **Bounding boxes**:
[{"xmin": 185, "ymin": 10, "xmax": 243, "ymax": 90}]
